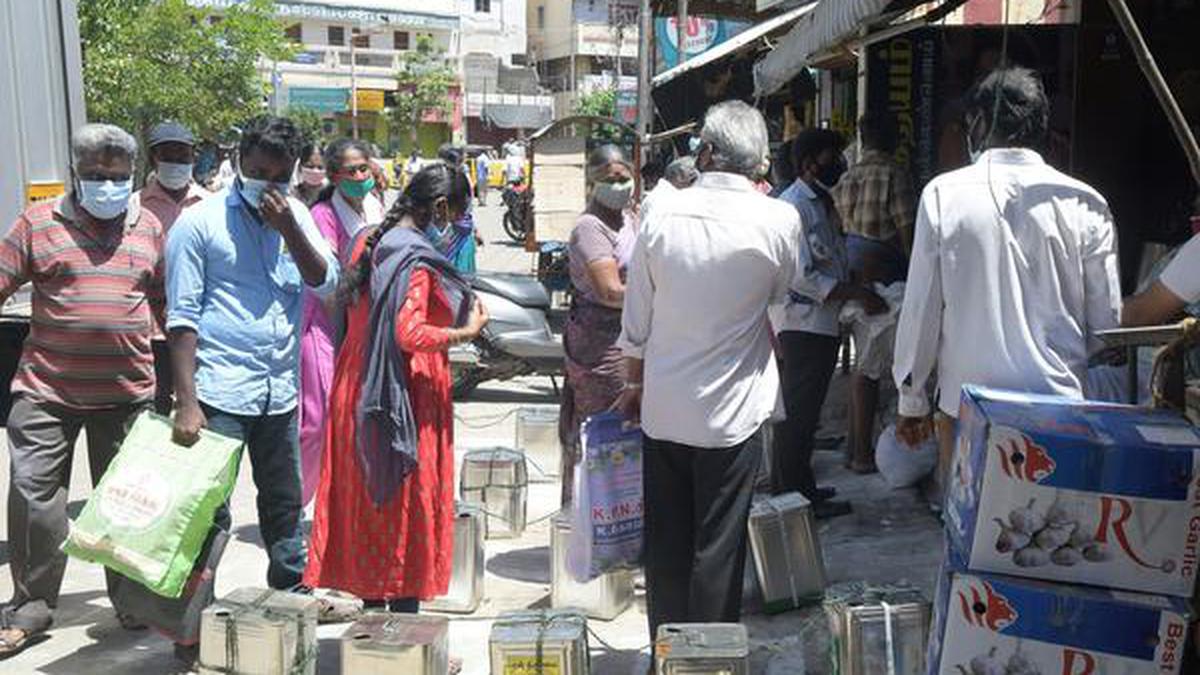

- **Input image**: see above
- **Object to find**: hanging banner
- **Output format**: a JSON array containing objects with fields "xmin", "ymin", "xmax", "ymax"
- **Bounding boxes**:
[{"xmin": 654, "ymin": 17, "xmax": 750, "ymax": 73}]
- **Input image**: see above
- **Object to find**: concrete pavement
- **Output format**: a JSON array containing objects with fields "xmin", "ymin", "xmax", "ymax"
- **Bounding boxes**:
[{"xmin": 0, "ymin": 197, "xmax": 944, "ymax": 674}]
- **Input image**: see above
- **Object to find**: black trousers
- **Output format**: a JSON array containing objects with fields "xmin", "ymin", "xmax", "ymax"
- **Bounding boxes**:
[
  {"xmin": 643, "ymin": 433, "xmax": 761, "ymax": 641},
  {"xmin": 772, "ymin": 331, "xmax": 841, "ymax": 498}
]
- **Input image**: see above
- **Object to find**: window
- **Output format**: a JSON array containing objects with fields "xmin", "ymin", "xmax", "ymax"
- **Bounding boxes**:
[
  {"xmin": 284, "ymin": 23, "xmax": 301, "ymax": 43},
  {"xmin": 351, "ymin": 27, "xmax": 369, "ymax": 49},
  {"xmin": 327, "ymin": 25, "xmax": 344, "ymax": 46},
  {"xmin": 537, "ymin": 5, "xmax": 545, "ymax": 30},
  {"xmin": 393, "ymin": 30, "xmax": 409, "ymax": 50},
  {"xmin": 475, "ymin": 0, "xmax": 491, "ymax": 12}
]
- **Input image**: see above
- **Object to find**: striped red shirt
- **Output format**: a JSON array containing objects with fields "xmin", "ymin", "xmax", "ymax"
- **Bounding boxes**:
[{"xmin": 0, "ymin": 196, "xmax": 165, "ymax": 408}]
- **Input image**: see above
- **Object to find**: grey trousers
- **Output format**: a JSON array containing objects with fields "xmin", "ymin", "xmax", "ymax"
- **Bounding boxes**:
[{"xmin": 6, "ymin": 395, "xmax": 148, "ymax": 624}]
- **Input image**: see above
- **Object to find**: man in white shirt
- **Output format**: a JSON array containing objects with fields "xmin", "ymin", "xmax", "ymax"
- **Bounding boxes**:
[
  {"xmin": 616, "ymin": 101, "xmax": 800, "ymax": 640},
  {"xmin": 893, "ymin": 67, "xmax": 1122, "ymax": 504},
  {"xmin": 1122, "ymin": 232, "xmax": 1200, "ymax": 326}
]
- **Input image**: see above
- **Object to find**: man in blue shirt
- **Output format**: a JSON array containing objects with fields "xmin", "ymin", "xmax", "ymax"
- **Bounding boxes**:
[{"xmin": 166, "ymin": 116, "xmax": 338, "ymax": 590}]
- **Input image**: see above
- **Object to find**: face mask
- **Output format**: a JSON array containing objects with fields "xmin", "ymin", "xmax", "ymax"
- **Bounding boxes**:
[
  {"xmin": 237, "ymin": 169, "xmax": 290, "ymax": 210},
  {"xmin": 592, "ymin": 180, "xmax": 634, "ymax": 211},
  {"xmin": 156, "ymin": 162, "xmax": 193, "ymax": 191},
  {"xmin": 338, "ymin": 176, "xmax": 375, "ymax": 199},
  {"xmin": 77, "ymin": 178, "xmax": 133, "ymax": 221},
  {"xmin": 300, "ymin": 167, "xmax": 326, "ymax": 187}
]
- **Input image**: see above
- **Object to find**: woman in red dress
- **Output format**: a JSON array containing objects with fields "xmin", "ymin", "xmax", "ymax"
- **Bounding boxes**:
[{"xmin": 304, "ymin": 163, "xmax": 487, "ymax": 611}]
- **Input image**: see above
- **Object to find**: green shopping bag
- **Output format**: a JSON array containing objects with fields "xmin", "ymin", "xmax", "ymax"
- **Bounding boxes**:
[{"xmin": 63, "ymin": 412, "xmax": 242, "ymax": 598}]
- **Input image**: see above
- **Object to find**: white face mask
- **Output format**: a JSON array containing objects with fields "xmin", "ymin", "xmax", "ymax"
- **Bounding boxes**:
[
  {"xmin": 237, "ymin": 168, "xmax": 290, "ymax": 210},
  {"xmin": 592, "ymin": 180, "xmax": 634, "ymax": 211},
  {"xmin": 156, "ymin": 162, "xmax": 193, "ymax": 190},
  {"xmin": 300, "ymin": 167, "xmax": 326, "ymax": 187},
  {"xmin": 77, "ymin": 178, "xmax": 133, "ymax": 221}
]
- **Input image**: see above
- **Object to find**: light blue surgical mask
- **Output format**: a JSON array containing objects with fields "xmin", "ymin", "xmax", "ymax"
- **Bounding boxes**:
[
  {"xmin": 237, "ymin": 169, "xmax": 290, "ymax": 210},
  {"xmin": 155, "ymin": 162, "xmax": 193, "ymax": 191},
  {"xmin": 76, "ymin": 178, "xmax": 133, "ymax": 221}
]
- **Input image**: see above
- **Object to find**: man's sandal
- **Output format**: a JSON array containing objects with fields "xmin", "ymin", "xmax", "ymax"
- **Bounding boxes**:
[{"xmin": 0, "ymin": 603, "xmax": 51, "ymax": 658}]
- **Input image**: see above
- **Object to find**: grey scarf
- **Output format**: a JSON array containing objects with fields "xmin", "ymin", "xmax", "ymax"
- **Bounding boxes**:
[{"xmin": 356, "ymin": 226, "xmax": 473, "ymax": 506}]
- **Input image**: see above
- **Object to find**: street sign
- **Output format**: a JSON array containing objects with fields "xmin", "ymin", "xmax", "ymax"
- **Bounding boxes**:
[
  {"xmin": 288, "ymin": 87, "xmax": 348, "ymax": 114},
  {"xmin": 355, "ymin": 89, "xmax": 385, "ymax": 112}
]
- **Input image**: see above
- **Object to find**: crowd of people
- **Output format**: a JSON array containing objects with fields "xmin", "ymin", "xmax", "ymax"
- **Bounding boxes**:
[{"xmin": 1, "ymin": 62, "xmax": 1198, "ymax": 666}]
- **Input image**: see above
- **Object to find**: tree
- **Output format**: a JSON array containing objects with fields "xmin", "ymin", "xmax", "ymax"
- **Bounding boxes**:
[
  {"xmin": 390, "ymin": 34, "xmax": 458, "ymax": 150},
  {"xmin": 284, "ymin": 106, "xmax": 327, "ymax": 149},
  {"xmin": 80, "ymin": 0, "xmax": 294, "ymax": 149},
  {"xmin": 574, "ymin": 88, "xmax": 617, "ymax": 118}
]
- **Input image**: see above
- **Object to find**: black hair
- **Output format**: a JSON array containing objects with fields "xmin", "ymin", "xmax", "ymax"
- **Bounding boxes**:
[
  {"xmin": 966, "ymin": 66, "xmax": 1049, "ymax": 149},
  {"xmin": 437, "ymin": 144, "xmax": 462, "ymax": 166},
  {"xmin": 859, "ymin": 111, "xmax": 899, "ymax": 153},
  {"xmin": 792, "ymin": 128, "xmax": 845, "ymax": 169},
  {"xmin": 238, "ymin": 115, "xmax": 303, "ymax": 163},
  {"xmin": 299, "ymin": 142, "xmax": 323, "ymax": 166},
  {"xmin": 339, "ymin": 162, "xmax": 471, "ymax": 302},
  {"xmin": 314, "ymin": 138, "xmax": 373, "ymax": 204}
]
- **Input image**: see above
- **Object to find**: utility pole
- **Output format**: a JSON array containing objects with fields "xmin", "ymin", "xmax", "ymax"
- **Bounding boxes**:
[
  {"xmin": 677, "ymin": 0, "xmax": 688, "ymax": 68},
  {"xmin": 636, "ymin": 0, "xmax": 652, "ymax": 159},
  {"xmin": 350, "ymin": 28, "xmax": 359, "ymax": 139}
]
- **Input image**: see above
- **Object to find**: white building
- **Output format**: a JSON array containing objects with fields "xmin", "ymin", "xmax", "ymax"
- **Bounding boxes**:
[{"xmin": 527, "ymin": 0, "xmax": 638, "ymax": 115}]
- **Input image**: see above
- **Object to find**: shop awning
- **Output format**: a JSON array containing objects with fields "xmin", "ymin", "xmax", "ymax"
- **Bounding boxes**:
[
  {"xmin": 652, "ymin": 2, "xmax": 818, "ymax": 89},
  {"xmin": 752, "ymin": 0, "xmax": 967, "ymax": 97},
  {"xmin": 482, "ymin": 104, "xmax": 554, "ymax": 130}
]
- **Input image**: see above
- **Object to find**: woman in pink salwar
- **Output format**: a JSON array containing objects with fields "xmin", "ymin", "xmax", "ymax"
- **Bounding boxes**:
[{"xmin": 299, "ymin": 139, "xmax": 384, "ymax": 503}]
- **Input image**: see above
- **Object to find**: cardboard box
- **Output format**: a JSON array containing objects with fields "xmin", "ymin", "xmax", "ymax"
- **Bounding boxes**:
[
  {"xmin": 928, "ymin": 569, "xmax": 1190, "ymax": 674},
  {"xmin": 947, "ymin": 386, "xmax": 1200, "ymax": 597}
]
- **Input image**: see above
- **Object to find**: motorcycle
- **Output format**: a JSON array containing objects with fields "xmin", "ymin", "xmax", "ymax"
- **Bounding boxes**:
[
  {"xmin": 451, "ymin": 272, "xmax": 563, "ymax": 399},
  {"xmin": 501, "ymin": 182, "xmax": 531, "ymax": 243}
]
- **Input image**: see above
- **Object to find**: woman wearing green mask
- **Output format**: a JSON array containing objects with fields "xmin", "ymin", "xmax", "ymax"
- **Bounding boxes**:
[{"xmin": 298, "ymin": 138, "xmax": 384, "ymax": 505}]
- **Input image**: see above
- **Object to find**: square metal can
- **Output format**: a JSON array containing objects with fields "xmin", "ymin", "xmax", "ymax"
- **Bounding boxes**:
[
  {"xmin": 747, "ymin": 492, "xmax": 826, "ymax": 612},
  {"xmin": 516, "ymin": 406, "xmax": 561, "ymax": 482},
  {"xmin": 198, "ymin": 587, "xmax": 318, "ymax": 675},
  {"xmin": 460, "ymin": 447, "xmax": 528, "ymax": 539},
  {"xmin": 655, "ymin": 623, "xmax": 749, "ymax": 675},
  {"xmin": 824, "ymin": 582, "xmax": 929, "ymax": 675},
  {"xmin": 340, "ymin": 613, "xmax": 449, "ymax": 675},
  {"xmin": 425, "ymin": 502, "xmax": 485, "ymax": 614},
  {"xmin": 489, "ymin": 609, "xmax": 590, "ymax": 675},
  {"xmin": 551, "ymin": 513, "xmax": 635, "ymax": 621}
]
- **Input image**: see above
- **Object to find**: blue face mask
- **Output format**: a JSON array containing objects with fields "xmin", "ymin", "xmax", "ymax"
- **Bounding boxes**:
[
  {"xmin": 77, "ymin": 178, "xmax": 133, "ymax": 221},
  {"xmin": 237, "ymin": 169, "xmax": 290, "ymax": 210}
]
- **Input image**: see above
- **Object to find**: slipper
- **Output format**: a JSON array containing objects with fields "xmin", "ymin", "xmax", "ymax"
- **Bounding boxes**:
[
  {"xmin": 313, "ymin": 589, "xmax": 364, "ymax": 625},
  {"xmin": 0, "ymin": 603, "xmax": 51, "ymax": 658},
  {"xmin": 117, "ymin": 611, "xmax": 148, "ymax": 631}
]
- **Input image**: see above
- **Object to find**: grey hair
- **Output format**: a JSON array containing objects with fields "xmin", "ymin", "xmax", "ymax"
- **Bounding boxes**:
[
  {"xmin": 71, "ymin": 123, "xmax": 138, "ymax": 165},
  {"xmin": 663, "ymin": 156, "xmax": 698, "ymax": 188},
  {"xmin": 699, "ymin": 100, "xmax": 769, "ymax": 178},
  {"xmin": 585, "ymin": 144, "xmax": 631, "ymax": 184}
]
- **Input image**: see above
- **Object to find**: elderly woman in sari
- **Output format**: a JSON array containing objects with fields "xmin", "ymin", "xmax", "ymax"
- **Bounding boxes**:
[{"xmin": 558, "ymin": 144, "xmax": 637, "ymax": 505}]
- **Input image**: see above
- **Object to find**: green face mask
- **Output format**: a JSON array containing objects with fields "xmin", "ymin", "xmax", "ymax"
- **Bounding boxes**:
[{"xmin": 338, "ymin": 176, "xmax": 375, "ymax": 199}]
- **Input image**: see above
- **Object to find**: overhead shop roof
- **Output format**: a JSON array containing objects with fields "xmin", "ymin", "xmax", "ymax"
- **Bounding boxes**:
[{"xmin": 752, "ymin": 0, "xmax": 968, "ymax": 97}]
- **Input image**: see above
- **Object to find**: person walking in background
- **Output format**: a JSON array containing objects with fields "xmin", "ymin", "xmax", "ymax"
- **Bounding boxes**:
[
  {"xmin": 0, "ymin": 124, "xmax": 164, "ymax": 656},
  {"xmin": 304, "ymin": 163, "xmax": 488, "ymax": 615},
  {"xmin": 772, "ymin": 129, "xmax": 883, "ymax": 519},
  {"xmin": 616, "ymin": 101, "xmax": 799, "ymax": 640},
  {"xmin": 833, "ymin": 112, "xmax": 916, "ymax": 474},
  {"xmin": 558, "ymin": 145, "xmax": 637, "ymax": 505},
  {"xmin": 294, "ymin": 142, "xmax": 327, "ymax": 207},
  {"xmin": 134, "ymin": 121, "xmax": 206, "ymax": 416},
  {"xmin": 298, "ymin": 138, "xmax": 384, "ymax": 505},
  {"xmin": 476, "ymin": 149, "xmax": 492, "ymax": 207},
  {"xmin": 404, "ymin": 149, "xmax": 422, "ymax": 189},
  {"xmin": 167, "ymin": 115, "xmax": 339, "ymax": 591},
  {"xmin": 892, "ymin": 67, "xmax": 1121, "ymax": 509}
]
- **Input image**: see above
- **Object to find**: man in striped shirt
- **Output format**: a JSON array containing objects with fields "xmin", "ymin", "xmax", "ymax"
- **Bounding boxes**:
[{"xmin": 0, "ymin": 124, "xmax": 164, "ymax": 655}]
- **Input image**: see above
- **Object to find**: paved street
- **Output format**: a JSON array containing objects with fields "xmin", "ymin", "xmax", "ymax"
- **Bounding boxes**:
[{"xmin": 0, "ymin": 197, "xmax": 943, "ymax": 674}]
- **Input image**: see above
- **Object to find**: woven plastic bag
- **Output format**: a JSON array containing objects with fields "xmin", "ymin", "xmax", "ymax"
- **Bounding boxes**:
[
  {"xmin": 63, "ymin": 412, "xmax": 242, "ymax": 598},
  {"xmin": 569, "ymin": 412, "xmax": 643, "ymax": 581},
  {"xmin": 875, "ymin": 423, "xmax": 937, "ymax": 489}
]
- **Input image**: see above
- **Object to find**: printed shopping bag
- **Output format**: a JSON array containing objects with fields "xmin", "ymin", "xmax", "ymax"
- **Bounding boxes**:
[
  {"xmin": 569, "ymin": 412, "xmax": 643, "ymax": 581},
  {"xmin": 63, "ymin": 412, "xmax": 242, "ymax": 597}
]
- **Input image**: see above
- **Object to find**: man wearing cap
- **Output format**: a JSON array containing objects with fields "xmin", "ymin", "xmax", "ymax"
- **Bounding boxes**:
[{"xmin": 134, "ymin": 121, "xmax": 207, "ymax": 414}]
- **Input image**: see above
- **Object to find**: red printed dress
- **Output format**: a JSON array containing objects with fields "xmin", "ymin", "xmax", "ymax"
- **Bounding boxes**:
[{"xmin": 304, "ymin": 235, "xmax": 456, "ymax": 600}]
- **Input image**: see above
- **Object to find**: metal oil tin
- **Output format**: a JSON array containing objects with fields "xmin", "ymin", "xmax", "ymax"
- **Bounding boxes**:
[
  {"xmin": 655, "ymin": 623, "xmax": 749, "ymax": 675},
  {"xmin": 550, "ymin": 514, "xmax": 634, "ymax": 621},
  {"xmin": 460, "ymin": 447, "xmax": 528, "ymax": 539},
  {"xmin": 516, "ymin": 406, "xmax": 561, "ymax": 481},
  {"xmin": 824, "ymin": 582, "xmax": 930, "ymax": 675},
  {"xmin": 425, "ymin": 502, "xmax": 485, "ymax": 614},
  {"xmin": 489, "ymin": 609, "xmax": 590, "ymax": 675},
  {"xmin": 747, "ymin": 492, "xmax": 826, "ymax": 612},
  {"xmin": 340, "ymin": 613, "xmax": 449, "ymax": 675},
  {"xmin": 198, "ymin": 587, "xmax": 318, "ymax": 675}
]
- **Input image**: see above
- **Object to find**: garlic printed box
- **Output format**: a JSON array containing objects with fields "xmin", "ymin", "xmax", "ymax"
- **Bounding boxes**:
[
  {"xmin": 946, "ymin": 386, "xmax": 1200, "ymax": 597},
  {"xmin": 929, "ymin": 570, "xmax": 1190, "ymax": 675}
]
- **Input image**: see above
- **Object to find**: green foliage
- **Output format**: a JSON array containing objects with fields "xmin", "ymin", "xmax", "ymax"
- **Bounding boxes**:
[
  {"xmin": 284, "ymin": 106, "xmax": 327, "ymax": 148},
  {"xmin": 79, "ymin": 0, "xmax": 294, "ymax": 147},
  {"xmin": 391, "ymin": 34, "xmax": 458, "ymax": 145},
  {"xmin": 573, "ymin": 88, "xmax": 616, "ymax": 118}
]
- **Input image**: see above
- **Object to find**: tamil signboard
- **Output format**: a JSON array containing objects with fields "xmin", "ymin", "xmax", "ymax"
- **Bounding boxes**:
[
  {"xmin": 654, "ymin": 17, "xmax": 750, "ymax": 72},
  {"xmin": 288, "ymin": 87, "xmax": 349, "ymax": 114},
  {"xmin": 192, "ymin": 0, "xmax": 459, "ymax": 31},
  {"xmin": 355, "ymin": 89, "xmax": 385, "ymax": 112}
]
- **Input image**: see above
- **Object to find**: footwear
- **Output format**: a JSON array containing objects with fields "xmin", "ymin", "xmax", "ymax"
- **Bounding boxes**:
[
  {"xmin": 814, "ymin": 486, "xmax": 838, "ymax": 502},
  {"xmin": 116, "ymin": 611, "xmax": 147, "ymax": 631},
  {"xmin": 173, "ymin": 642, "xmax": 199, "ymax": 667},
  {"xmin": 312, "ymin": 589, "xmax": 364, "ymax": 625},
  {"xmin": 0, "ymin": 603, "xmax": 51, "ymax": 658},
  {"xmin": 813, "ymin": 500, "xmax": 852, "ymax": 519},
  {"xmin": 847, "ymin": 461, "xmax": 878, "ymax": 475},
  {"xmin": 814, "ymin": 436, "xmax": 844, "ymax": 451}
]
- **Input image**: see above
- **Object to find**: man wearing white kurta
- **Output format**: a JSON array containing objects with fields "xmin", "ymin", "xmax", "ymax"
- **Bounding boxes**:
[
  {"xmin": 1122, "ymin": 232, "xmax": 1200, "ymax": 326},
  {"xmin": 892, "ymin": 67, "xmax": 1122, "ymax": 504}
]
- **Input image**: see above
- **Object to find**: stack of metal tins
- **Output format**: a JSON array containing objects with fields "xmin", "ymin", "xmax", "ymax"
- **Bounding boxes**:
[
  {"xmin": 746, "ymin": 491, "xmax": 827, "ymax": 612},
  {"xmin": 340, "ymin": 614, "xmax": 449, "ymax": 674},
  {"xmin": 425, "ymin": 502, "xmax": 485, "ymax": 613},
  {"xmin": 550, "ymin": 513, "xmax": 634, "ymax": 620},
  {"xmin": 460, "ymin": 447, "xmax": 528, "ymax": 539},
  {"xmin": 655, "ymin": 623, "xmax": 749, "ymax": 674},
  {"xmin": 823, "ymin": 582, "xmax": 930, "ymax": 675},
  {"xmin": 489, "ymin": 609, "xmax": 590, "ymax": 675},
  {"xmin": 515, "ymin": 406, "xmax": 561, "ymax": 481},
  {"xmin": 197, "ymin": 588, "xmax": 318, "ymax": 675}
]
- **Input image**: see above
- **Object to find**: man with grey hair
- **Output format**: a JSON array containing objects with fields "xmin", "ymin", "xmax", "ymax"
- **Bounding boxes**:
[
  {"xmin": 0, "ymin": 123, "xmax": 165, "ymax": 655},
  {"xmin": 616, "ymin": 100, "xmax": 800, "ymax": 639}
]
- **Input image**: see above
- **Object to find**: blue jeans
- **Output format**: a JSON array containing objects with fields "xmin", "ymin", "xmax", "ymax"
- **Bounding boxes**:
[{"xmin": 204, "ymin": 403, "xmax": 306, "ymax": 590}]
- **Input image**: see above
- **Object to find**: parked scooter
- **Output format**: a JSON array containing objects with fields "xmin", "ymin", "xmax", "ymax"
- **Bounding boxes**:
[
  {"xmin": 450, "ymin": 272, "xmax": 563, "ymax": 398},
  {"xmin": 501, "ymin": 181, "xmax": 530, "ymax": 243}
]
